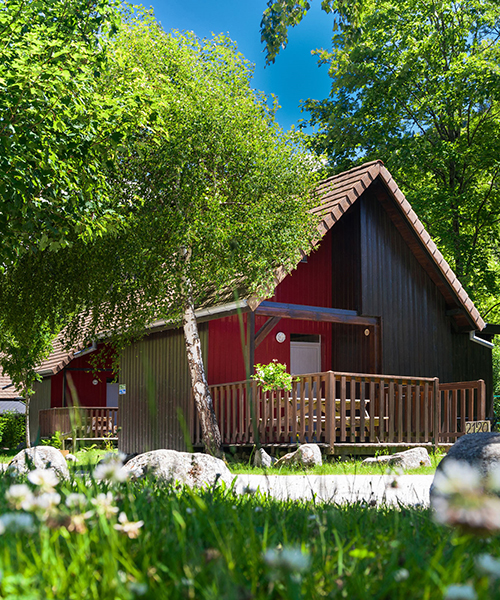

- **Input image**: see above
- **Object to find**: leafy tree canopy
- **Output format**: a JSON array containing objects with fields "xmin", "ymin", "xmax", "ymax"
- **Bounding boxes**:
[
  {"xmin": 0, "ymin": 0, "xmax": 147, "ymax": 267},
  {"xmin": 0, "ymin": 10, "xmax": 318, "ymax": 396},
  {"xmin": 261, "ymin": 0, "xmax": 500, "ymax": 314}
]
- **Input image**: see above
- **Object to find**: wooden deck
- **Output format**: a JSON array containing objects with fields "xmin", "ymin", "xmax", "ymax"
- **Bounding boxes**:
[
  {"xmin": 39, "ymin": 407, "xmax": 119, "ymax": 451},
  {"xmin": 193, "ymin": 371, "xmax": 486, "ymax": 449}
]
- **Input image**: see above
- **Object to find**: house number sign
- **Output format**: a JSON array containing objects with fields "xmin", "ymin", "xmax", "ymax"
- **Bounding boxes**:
[{"xmin": 465, "ymin": 420, "xmax": 491, "ymax": 434}]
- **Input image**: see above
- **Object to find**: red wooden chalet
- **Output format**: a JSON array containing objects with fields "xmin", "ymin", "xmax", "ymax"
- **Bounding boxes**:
[{"xmin": 15, "ymin": 161, "xmax": 497, "ymax": 455}]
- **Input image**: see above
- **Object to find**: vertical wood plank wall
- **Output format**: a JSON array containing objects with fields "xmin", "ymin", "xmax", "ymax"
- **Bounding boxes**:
[
  {"xmin": 119, "ymin": 324, "xmax": 208, "ymax": 454},
  {"xmin": 29, "ymin": 378, "xmax": 52, "ymax": 444}
]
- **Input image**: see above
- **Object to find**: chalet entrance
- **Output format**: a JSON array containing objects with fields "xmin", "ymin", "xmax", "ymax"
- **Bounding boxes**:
[{"xmin": 290, "ymin": 335, "xmax": 321, "ymax": 375}]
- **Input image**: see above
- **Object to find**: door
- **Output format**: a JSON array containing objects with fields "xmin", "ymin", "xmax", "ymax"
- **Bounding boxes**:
[
  {"xmin": 290, "ymin": 341, "xmax": 321, "ymax": 375},
  {"xmin": 290, "ymin": 340, "xmax": 321, "ymax": 400},
  {"xmin": 106, "ymin": 382, "xmax": 119, "ymax": 408}
]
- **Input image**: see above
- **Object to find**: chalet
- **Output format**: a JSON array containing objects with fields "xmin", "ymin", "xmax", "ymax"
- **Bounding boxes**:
[{"xmin": 24, "ymin": 161, "xmax": 496, "ymax": 454}]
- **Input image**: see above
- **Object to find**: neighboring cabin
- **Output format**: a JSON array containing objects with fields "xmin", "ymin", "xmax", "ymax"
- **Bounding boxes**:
[{"xmin": 11, "ymin": 161, "xmax": 497, "ymax": 452}]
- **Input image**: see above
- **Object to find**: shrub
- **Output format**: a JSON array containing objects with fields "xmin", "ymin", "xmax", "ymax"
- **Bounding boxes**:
[
  {"xmin": 0, "ymin": 410, "xmax": 26, "ymax": 448},
  {"xmin": 252, "ymin": 360, "xmax": 297, "ymax": 392}
]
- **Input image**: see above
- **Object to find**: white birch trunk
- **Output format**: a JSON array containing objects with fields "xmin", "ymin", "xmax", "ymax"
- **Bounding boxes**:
[
  {"xmin": 22, "ymin": 382, "xmax": 31, "ymax": 448},
  {"xmin": 181, "ymin": 248, "xmax": 223, "ymax": 457}
]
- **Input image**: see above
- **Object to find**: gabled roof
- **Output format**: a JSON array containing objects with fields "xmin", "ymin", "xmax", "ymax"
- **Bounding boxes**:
[
  {"xmin": 254, "ymin": 160, "xmax": 484, "ymax": 331},
  {"xmin": 0, "ymin": 160, "xmax": 485, "ymax": 388}
]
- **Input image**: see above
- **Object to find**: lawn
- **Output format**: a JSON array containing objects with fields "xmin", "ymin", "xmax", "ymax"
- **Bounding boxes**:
[{"xmin": 0, "ymin": 466, "xmax": 499, "ymax": 600}]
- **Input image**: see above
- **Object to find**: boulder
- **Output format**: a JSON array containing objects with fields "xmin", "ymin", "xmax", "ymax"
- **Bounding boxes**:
[
  {"xmin": 274, "ymin": 444, "xmax": 323, "ymax": 469},
  {"xmin": 434, "ymin": 432, "xmax": 500, "ymax": 480},
  {"xmin": 123, "ymin": 449, "xmax": 233, "ymax": 488},
  {"xmin": 363, "ymin": 447, "xmax": 431, "ymax": 469},
  {"xmin": 253, "ymin": 448, "xmax": 276, "ymax": 468},
  {"xmin": 8, "ymin": 446, "xmax": 70, "ymax": 480}
]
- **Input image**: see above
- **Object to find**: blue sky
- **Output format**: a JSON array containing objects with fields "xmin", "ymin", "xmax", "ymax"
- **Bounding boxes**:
[{"xmin": 149, "ymin": 1, "xmax": 333, "ymax": 131}]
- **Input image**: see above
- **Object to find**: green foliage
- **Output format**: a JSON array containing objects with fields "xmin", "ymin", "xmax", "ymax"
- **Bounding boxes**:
[
  {"xmin": 252, "ymin": 360, "xmax": 297, "ymax": 392},
  {"xmin": 0, "ymin": 473, "xmax": 498, "ymax": 598},
  {"xmin": 261, "ymin": 0, "xmax": 500, "ymax": 307},
  {"xmin": 0, "ymin": 0, "xmax": 142, "ymax": 265},
  {"xmin": 0, "ymin": 411, "xmax": 26, "ymax": 448},
  {"xmin": 41, "ymin": 431, "xmax": 63, "ymax": 450},
  {"xmin": 0, "ymin": 10, "xmax": 319, "ymax": 388}
]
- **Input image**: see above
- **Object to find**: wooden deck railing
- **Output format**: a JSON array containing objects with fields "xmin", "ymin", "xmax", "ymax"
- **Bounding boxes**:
[
  {"xmin": 39, "ymin": 407, "xmax": 119, "ymax": 440},
  {"xmin": 193, "ymin": 372, "xmax": 487, "ymax": 447},
  {"xmin": 439, "ymin": 380, "xmax": 486, "ymax": 443}
]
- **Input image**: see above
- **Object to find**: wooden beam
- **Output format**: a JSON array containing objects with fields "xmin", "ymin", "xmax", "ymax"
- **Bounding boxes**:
[
  {"xmin": 255, "ymin": 301, "xmax": 379, "ymax": 326},
  {"xmin": 446, "ymin": 308, "xmax": 464, "ymax": 317},
  {"xmin": 246, "ymin": 311, "xmax": 255, "ymax": 377},
  {"xmin": 255, "ymin": 316, "xmax": 281, "ymax": 348}
]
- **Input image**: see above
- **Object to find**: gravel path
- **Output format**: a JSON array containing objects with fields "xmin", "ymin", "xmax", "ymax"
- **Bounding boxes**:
[{"xmin": 233, "ymin": 474, "xmax": 434, "ymax": 506}]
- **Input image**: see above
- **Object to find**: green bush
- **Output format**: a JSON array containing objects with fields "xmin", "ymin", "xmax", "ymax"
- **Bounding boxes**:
[{"xmin": 0, "ymin": 410, "xmax": 26, "ymax": 448}]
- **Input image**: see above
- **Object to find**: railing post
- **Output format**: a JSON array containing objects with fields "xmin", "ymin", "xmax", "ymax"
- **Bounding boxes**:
[
  {"xmin": 433, "ymin": 378, "xmax": 440, "ymax": 450},
  {"xmin": 479, "ymin": 379, "xmax": 486, "ymax": 420},
  {"xmin": 326, "ymin": 372, "xmax": 334, "ymax": 449}
]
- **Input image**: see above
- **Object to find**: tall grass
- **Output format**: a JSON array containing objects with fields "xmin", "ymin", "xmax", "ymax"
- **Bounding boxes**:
[{"xmin": 0, "ymin": 468, "xmax": 498, "ymax": 599}]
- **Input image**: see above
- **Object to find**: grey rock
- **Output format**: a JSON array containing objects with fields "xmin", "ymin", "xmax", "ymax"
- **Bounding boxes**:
[
  {"xmin": 363, "ymin": 447, "xmax": 431, "ymax": 470},
  {"xmin": 8, "ymin": 446, "xmax": 70, "ymax": 479},
  {"xmin": 274, "ymin": 444, "xmax": 323, "ymax": 469},
  {"xmin": 123, "ymin": 449, "xmax": 233, "ymax": 488},
  {"xmin": 253, "ymin": 448, "xmax": 276, "ymax": 468},
  {"xmin": 433, "ymin": 432, "xmax": 500, "ymax": 483}
]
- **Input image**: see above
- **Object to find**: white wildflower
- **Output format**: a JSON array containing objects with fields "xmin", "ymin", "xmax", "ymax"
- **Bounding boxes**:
[
  {"xmin": 443, "ymin": 584, "xmax": 477, "ymax": 600},
  {"xmin": 30, "ymin": 492, "xmax": 61, "ymax": 514},
  {"xmin": 127, "ymin": 582, "xmax": 147, "ymax": 596},
  {"xmin": 264, "ymin": 546, "xmax": 311, "ymax": 573},
  {"xmin": 94, "ymin": 453, "xmax": 129, "ymax": 483},
  {"xmin": 486, "ymin": 465, "xmax": 500, "ymax": 493},
  {"xmin": 432, "ymin": 460, "xmax": 483, "ymax": 497},
  {"xmin": 27, "ymin": 469, "xmax": 59, "ymax": 492},
  {"xmin": 65, "ymin": 493, "xmax": 87, "ymax": 510},
  {"xmin": 394, "ymin": 568, "xmax": 409, "ymax": 582},
  {"xmin": 254, "ymin": 506, "xmax": 263, "ymax": 513},
  {"xmin": 113, "ymin": 512, "xmax": 143, "ymax": 539},
  {"xmin": 432, "ymin": 493, "xmax": 500, "ymax": 531},
  {"xmin": 5, "ymin": 484, "xmax": 34, "ymax": 511},
  {"xmin": 186, "ymin": 508, "xmax": 194, "ymax": 514},
  {"xmin": 91, "ymin": 492, "xmax": 119, "ymax": 518},
  {"xmin": 475, "ymin": 554, "xmax": 500, "ymax": 579},
  {"xmin": 93, "ymin": 462, "xmax": 129, "ymax": 483},
  {"xmin": 0, "ymin": 512, "xmax": 36, "ymax": 533}
]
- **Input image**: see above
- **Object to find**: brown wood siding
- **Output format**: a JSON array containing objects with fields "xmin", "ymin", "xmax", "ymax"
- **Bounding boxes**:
[
  {"xmin": 331, "ymin": 323, "xmax": 372, "ymax": 373},
  {"xmin": 451, "ymin": 334, "xmax": 494, "ymax": 415},
  {"xmin": 330, "ymin": 202, "xmax": 361, "ymax": 311},
  {"xmin": 30, "ymin": 378, "xmax": 51, "ymax": 444},
  {"xmin": 119, "ymin": 324, "xmax": 208, "ymax": 454},
  {"xmin": 359, "ymin": 189, "xmax": 455, "ymax": 381}
]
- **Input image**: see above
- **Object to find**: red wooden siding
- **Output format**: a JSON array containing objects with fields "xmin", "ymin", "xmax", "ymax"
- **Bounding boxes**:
[
  {"xmin": 208, "ymin": 232, "xmax": 335, "ymax": 385},
  {"xmin": 273, "ymin": 227, "xmax": 333, "ymax": 307},
  {"xmin": 51, "ymin": 345, "xmax": 115, "ymax": 408}
]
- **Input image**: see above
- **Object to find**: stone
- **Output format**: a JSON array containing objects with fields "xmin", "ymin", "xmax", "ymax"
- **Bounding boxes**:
[
  {"xmin": 363, "ymin": 447, "xmax": 431, "ymax": 470},
  {"xmin": 274, "ymin": 444, "xmax": 323, "ymax": 469},
  {"xmin": 8, "ymin": 446, "xmax": 70, "ymax": 480},
  {"xmin": 433, "ymin": 432, "xmax": 500, "ymax": 480},
  {"xmin": 253, "ymin": 448, "xmax": 275, "ymax": 468},
  {"xmin": 65, "ymin": 454, "xmax": 77, "ymax": 462},
  {"xmin": 123, "ymin": 449, "xmax": 233, "ymax": 488}
]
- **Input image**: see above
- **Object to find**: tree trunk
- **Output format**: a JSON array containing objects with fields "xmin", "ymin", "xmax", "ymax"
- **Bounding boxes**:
[
  {"xmin": 180, "ymin": 246, "xmax": 223, "ymax": 458},
  {"xmin": 22, "ymin": 382, "xmax": 31, "ymax": 449},
  {"xmin": 182, "ymin": 296, "xmax": 223, "ymax": 457}
]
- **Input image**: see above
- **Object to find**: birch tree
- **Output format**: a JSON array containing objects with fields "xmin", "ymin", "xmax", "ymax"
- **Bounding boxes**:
[
  {"xmin": 0, "ymin": 12, "xmax": 318, "ymax": 456},
  {"xmin": 100, "ymin": 14, "xmax": 318, "ymax": 456}
]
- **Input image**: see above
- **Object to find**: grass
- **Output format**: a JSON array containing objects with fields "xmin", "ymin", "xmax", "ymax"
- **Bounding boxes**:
[
  {"xmin": 0, "ymin": 468, "xmax": 499, "ymax": 599},
  {"xmin": 227, "ymin": 450, "xmax": 444, "ymax": 476},
  {"xmin": 0, "ymin": 447, "xmax": 443, "ymax": 475}
]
